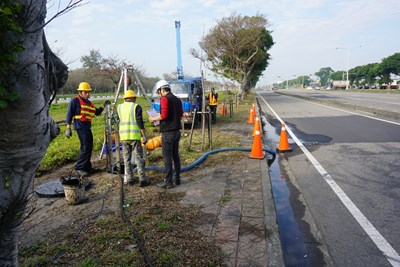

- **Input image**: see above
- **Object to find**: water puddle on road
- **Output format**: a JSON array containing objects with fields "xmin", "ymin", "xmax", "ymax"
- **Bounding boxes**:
[{"xmin": 262, "ymin": 117, "xmax": 309, "ymax": 266}]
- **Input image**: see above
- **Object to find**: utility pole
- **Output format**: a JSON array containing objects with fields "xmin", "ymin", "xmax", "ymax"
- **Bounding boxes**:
[{"xmin": 336, "ymin": 46, "xmax": 362, "ymax": 89}]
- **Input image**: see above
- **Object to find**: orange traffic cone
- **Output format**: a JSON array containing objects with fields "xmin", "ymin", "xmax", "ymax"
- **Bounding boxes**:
[
  {"xmin": 220, "ymin": 102, "xmax": 227, "ymax": 116},
  {"xmin": 276, "ymin": 123, "xmax": 292, "ymax": 152},
  {"xmin": 251, "ymin": 103, "xmax": 256, "ymax": 114},
  {"xmin": 247, "ymin": 108, "xmax": 255, "ymax": 124},
  {"xmin": 250, "ymin": 129, "xmax": 264, "ymax": 159},
  {"xmin": 252, "ymin": 115, "xmax": 261, "ymax": 136}
]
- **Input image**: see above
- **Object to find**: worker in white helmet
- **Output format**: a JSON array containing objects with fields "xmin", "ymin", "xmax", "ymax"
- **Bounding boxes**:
[{"xmin": 149, "ymin": 80, "xmax": 183, "ymax": 189}]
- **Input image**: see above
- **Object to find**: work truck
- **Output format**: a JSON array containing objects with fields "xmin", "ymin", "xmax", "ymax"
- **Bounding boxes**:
[{"xmin": 151, "ymin": 77, "xmax": 202, "ymax": 124}]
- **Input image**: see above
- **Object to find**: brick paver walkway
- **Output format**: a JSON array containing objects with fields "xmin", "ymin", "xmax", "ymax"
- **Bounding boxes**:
[{"xmin": 179, "ymin": 156, "xmax": 284, "ymax": 266}]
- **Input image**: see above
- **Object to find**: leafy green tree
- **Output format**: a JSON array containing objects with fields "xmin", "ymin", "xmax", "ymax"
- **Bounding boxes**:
[
  {"xmin": 315, "ymin": 67, "xmax": 334, "ymax": 87},
  {"xmin": 349, "ymin": 65, "xmax": 363, "ymax": 86},
  {"xmin": 330, "ymin": 71, "xmax": 346, "ymax": 81},
  {"xmin": 193, "ymin": 12, "xmax": 274, "ymax": 96},
  {"xmin": 349, "ymin": 63, "xmax": 380, "ymax": 88},
  {"xmin": 380, "ymin": 53, "xmax": 400, "ymax": 76},
  {"xmin": 369, "ymin": 63, "xmax": 381, "ymax": 86}
]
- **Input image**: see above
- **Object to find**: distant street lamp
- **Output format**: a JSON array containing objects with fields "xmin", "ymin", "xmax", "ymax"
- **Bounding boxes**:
[{"xmin": 336, "ymin": 46, "xmax": 362, "ymax": 89}]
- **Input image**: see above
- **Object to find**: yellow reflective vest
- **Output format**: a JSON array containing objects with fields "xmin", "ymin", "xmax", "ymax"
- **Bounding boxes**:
[
  {"xmin": 117, "ymin": 102, "xmax": 141, "ymax": 141},
  {"xmin": 208, "ymin": 92, "xmax": 218, "ymax": 105}
]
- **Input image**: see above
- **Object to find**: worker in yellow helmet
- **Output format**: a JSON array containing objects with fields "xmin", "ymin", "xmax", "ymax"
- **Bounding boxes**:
[
  {"xmin": 207, "ymin": 87, "xmax": 218, "ymax": 124},
  {"xmin": 65, "ymin": 82, "xmax": 106, "ymax": 176},
  {"xmin": 117, "ymin": 90, "xmax": 150, "ymax": 186}
]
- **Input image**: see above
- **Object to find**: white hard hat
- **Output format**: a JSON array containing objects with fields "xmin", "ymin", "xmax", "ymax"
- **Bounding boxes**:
[{"xmin": 156, "ymin": 79, "xmax": 170, "ymax": 90}]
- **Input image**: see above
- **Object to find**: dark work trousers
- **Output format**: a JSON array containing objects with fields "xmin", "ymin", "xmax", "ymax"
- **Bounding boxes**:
[
  {"xmin": 161, "ymin": 130, "xmax": 181, "ymax": 184},
  {"xmin": 209, "ymin": 105, "xmax": 217, "ymax": 123},
  {"xmin": 75, "ymin": 128, "xmax": 93, "ymax": 172}
]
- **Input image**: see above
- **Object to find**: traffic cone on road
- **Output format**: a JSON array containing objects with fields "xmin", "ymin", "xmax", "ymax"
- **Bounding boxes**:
[
  {"xmin": 276, "ymin": 123, "xmax": 292, "ymax": 152},
  {"xmin": 247, "ymin": 108, "xmax": 255, "ymax": 124},
  {"xmin": 252, "ymin": 115, "xmax": 261, "ymax": 136},
  {"xmin": 250, "ymin": 129, "xmax": 264, "ymax": 159}
]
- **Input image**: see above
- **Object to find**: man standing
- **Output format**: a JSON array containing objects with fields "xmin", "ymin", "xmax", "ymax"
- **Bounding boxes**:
[
  {"xmin": 207, "ymin": 87, "xmax": 218, "ymax": 124},
  {"xmin": 149, "ymin": 80, "xmax": 183, "ymax": 189},
  {"xmin": 117, "ymin": 90, "xmax": 150, "ymax": 187},
  {"xmin": 65, "ymin": 82, "xmax": 105, "ymax": 176}
]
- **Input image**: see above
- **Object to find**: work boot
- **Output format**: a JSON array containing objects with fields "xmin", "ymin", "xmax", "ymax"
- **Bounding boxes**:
[
  {"xmin": 89, "ymin": 168, "xmax": 102, "ymax": 174},
  {"xmin": 175, "ymin": 178, "xmax": 181, "ymax": 185},
  {"xmin": 124, "ymin": 176, "xmax": 136, "ymax": 185},
  {"xmin": 157, "ymin": 181, "xmax": 174, "ymax": 189},
  {"xmin": 139, "ymin": 180, "xmax": 150, "ymax": 187}
]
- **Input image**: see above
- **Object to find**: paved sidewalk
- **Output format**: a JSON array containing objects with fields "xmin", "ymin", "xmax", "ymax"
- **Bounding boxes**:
[{"xmin": 174, "ymin": 155, "xmax": 284, "ymax": 266}]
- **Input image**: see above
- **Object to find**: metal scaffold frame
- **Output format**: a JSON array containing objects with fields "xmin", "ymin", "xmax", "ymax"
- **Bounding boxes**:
[{"xmin": 100, "ymin": 67, "xmax": 151, "ymax": 173}]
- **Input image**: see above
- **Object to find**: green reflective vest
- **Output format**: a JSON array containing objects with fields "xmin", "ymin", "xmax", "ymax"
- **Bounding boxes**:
[{"xmin": 117, "ymin": 102, "xmax": 141, "ymax": 141}]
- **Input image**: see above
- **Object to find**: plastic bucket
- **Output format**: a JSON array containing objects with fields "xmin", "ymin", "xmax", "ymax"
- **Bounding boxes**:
[
  {"xmin": 63, "ymin": 184, "xmax": 85, "ymax": 205},
  {"xmin": 61, "ymin": 176, "xmax": 85, "ymax": 205}
]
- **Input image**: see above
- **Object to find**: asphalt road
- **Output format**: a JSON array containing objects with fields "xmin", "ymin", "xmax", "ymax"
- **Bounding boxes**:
[{"xmin": 257, "ymin": 90, "xmax": 400, "ymax": 267}]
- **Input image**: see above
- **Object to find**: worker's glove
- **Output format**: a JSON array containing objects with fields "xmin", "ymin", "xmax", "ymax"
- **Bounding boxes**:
[
  {"xmin": 141, "ymin": 136, "xmax": 147, "ymax": 145},
  {"xmin": 65, "ymin": 128, "xmax": 72, "ymax": 138}
]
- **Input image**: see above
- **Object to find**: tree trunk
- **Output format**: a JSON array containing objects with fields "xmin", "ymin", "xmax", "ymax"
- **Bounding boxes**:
[{"xmin": 0, "ymin": 1, "xmax": 67, "ymax": 265}]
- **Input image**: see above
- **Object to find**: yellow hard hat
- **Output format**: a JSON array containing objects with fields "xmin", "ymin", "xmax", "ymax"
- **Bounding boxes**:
[
  {"xmin": 77, "ymin": 82, "xmax": 92, "ymax": 91},
  {"xmin": 124, "ymin": 90, "xmax": 136, "ymax": 99}
]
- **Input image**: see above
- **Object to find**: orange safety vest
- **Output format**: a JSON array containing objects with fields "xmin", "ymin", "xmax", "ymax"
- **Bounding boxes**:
[
  {"xmin": 73, "ymin": 96, "xmax": 96, "ymax": 122},
  {"xmin": 208, "ymin": 92, "xmax": 218, "ymax": 105}
]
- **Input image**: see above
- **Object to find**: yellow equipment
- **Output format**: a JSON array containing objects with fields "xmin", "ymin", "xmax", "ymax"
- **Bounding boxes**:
[{"xmin": 146, "ymin": 136, "xmax": 162, "ymax": 150}]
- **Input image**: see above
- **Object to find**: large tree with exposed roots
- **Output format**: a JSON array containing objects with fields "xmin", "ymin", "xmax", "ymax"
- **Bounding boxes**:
[{"xmin": 0, "ymin": 0, "xmax": 83, "ymax": 265}]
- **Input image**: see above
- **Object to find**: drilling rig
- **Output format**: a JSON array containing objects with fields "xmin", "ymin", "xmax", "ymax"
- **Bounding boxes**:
[{"xmin": 151, "ymin": 21, "xmax": 203, "ymax": 125}]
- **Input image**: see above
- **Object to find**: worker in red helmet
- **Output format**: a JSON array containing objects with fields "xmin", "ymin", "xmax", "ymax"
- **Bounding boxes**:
[{"xmin": 65, "ymin": 82, "xmax": 106, "ymax": 176}]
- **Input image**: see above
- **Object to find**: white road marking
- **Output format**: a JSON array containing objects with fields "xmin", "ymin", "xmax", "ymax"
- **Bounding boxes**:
[
  {"xmin": 288, "ymin": 95, "xmax": 400, "ymax": 126},
  {"xmin": 257, "ymin": 92, "xmax": 400, "ymax": 267}
]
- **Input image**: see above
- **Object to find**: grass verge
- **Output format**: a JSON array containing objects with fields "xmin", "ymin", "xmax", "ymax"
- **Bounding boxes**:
[{"xmin": 21, "ymin": 91, "xmax": 255, "ymax": 266}]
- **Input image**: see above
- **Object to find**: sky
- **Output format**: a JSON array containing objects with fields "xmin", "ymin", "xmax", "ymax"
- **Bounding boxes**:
[{"xmin": 45, "ymin": 0, "xmax": 400, "ymax": 86}]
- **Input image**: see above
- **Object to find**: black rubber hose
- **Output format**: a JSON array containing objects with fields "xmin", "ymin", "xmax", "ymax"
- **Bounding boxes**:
[{"xmin": 135, "ymin": 146, "xmax": 276, "ymax": 173}]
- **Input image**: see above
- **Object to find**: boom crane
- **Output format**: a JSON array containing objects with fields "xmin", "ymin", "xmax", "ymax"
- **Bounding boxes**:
[
  {"xmin": 151, "ymin": 20, "xmax": 203, "ymax": 126},
  {"xmin": 175, "ymin": 21, "xmax": 184, "ymax": 80}
]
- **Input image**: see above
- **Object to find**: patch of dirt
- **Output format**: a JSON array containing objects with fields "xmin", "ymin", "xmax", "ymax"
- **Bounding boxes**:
[{"xmin": 19, "ymin": 153, "xmax": 225, "ymax": 266}]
